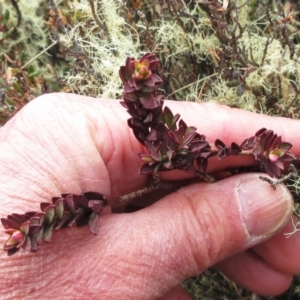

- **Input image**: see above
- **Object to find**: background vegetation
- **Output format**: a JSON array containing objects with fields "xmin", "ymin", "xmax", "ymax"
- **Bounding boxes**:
[{"xmin": 1, "ymin": 0, "xmax": 300, "ymax": 298}]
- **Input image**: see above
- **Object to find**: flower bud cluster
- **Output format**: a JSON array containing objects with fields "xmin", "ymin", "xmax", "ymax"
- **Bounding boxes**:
[{"xmin": 240, "ymin": 128, "xmax": 296, "ymax": 177}]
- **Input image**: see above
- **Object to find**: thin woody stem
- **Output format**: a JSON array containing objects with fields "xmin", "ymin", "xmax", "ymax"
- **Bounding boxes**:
[
  {"xmin": 260, "ymin": 164, "xmax": 298, "ymax": 190},
  {"xmin": 118, "ymin": 182, "xmax": 173, "ymax": 203},
  {"xmin": 238, "ymin": 150, "xmax": 254, "ymax": 156},
  {"xmin": 87, "ymin": 0, "xmax": 108, "ymax": 34},
  {"xmin": 106, "ymin": 180, "xmax": 175, "ymax": 207},
  {"xmin": 194, "ymin": 170, "xmax": 216, "ymax": 183}
]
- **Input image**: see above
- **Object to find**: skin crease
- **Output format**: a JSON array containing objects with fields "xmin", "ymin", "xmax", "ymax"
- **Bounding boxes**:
[{"xmin": 0, "ymin": 93, "xmax": 300, "ymax": 299}]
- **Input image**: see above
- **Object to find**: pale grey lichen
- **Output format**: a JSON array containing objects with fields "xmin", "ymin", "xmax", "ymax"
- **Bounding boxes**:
[{"xmin": 1, "ymin": 0, "xmax": 49, "ymax": 69}]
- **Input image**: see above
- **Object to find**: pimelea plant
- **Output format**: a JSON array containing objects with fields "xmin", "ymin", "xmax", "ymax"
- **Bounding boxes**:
[{"xmin": 1, "ymin": 53, "xmax": 299, "ymax": 256}]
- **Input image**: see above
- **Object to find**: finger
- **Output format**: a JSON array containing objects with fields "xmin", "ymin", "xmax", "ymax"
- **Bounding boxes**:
[
  {"xmin": 85, "ymin": 96, "xmax": 300, "ymax": 181},
  {"xmin": 157, "ymin": 286, "xmax": 192, "ymax": 300},
  {"xmin": 1, "ymin": 173, "xmax": 292, "ymax": 299},
  {"xmin": 163, "ymin": 100, "xmax": 300, "ymax": 152},
  {"xmin": 214, "ymin": 215, "xmax": 300, "ymax": 296},
  {"xmin": 216, "ymin": 250, "xmax": 293, "ymax": 296},
  {"xmin": 252, "ymin": 215, "xmax": 300, "ymax": 274},
  {"xmin": 157, "ymin": 101, "xmax": 300, "ymax": 179},
  {"xmin": 3, "ymin": 93, "xmax": 300, "ymax": 194},
  {"xmin": 40, "ymin": 94, "xmax": 300, "ymax": 184}
]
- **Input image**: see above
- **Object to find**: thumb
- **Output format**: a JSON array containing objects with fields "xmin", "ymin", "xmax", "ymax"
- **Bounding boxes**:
[
  {"xmin": 144, "ymin": 173, "xmax": 293, "ymax": 269},
  {"xmin": 106, "ymin": 173, "xmax": 292, "ymax": 298}
]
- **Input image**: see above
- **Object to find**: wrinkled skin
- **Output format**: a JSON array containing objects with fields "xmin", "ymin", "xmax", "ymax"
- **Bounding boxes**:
[{"xmin": 0, "ymin": 93, "xmax": 300, "ymax": 300}]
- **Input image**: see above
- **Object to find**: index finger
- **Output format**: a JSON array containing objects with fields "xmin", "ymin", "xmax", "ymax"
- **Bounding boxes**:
[{"xmin": 134, "ymin": 100, "xmax": 300, "ymax": 180}]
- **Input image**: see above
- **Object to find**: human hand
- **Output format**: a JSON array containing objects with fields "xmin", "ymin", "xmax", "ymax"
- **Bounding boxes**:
[{"xmin": 0, "ymin": 93, "xmax": 299, "ymax": 299}]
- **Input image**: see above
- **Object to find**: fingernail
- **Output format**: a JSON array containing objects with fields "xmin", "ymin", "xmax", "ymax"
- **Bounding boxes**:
[{"xmin": 237, "ymin": 175, "xmax": 293, "ymax": 238}]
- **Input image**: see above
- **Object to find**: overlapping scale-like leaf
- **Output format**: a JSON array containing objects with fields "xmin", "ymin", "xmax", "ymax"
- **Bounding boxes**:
[{"xmin": 1, "ymin": 192, "xmax": 107, "ymax": 256}]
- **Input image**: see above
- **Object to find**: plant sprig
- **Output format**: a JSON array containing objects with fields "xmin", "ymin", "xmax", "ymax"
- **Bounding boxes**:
[{"xmin": 119, "ymin": 53, "xmax": 296, "ymax": 180}]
